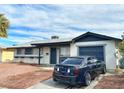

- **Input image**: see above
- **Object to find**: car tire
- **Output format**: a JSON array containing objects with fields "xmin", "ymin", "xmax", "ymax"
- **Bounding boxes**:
[
  {"xmin": 101, "ymin": 67, "xmax": 106, "ymax": 74},
  {"xmin": 53, "ymin": 78, "xmax": 57, "ymax": 82},
  {"xmin": 84, "ymin": 72, "xmax": 91, "ymax": 86}
]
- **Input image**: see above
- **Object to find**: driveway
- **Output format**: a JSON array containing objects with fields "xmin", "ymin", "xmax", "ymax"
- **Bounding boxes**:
[
  {"xmin": 30, "ymin": 74, "xmax": 104, "ymax": 89},
  {"xmin": 30, "ymin": 78, "xmax": 70, "ymax": 89},
  {"xmin": 30, "ymin": 78, "xmax": 86, "ymax": 89},
  {"xmin": 0, "ymin": 63, "xmax": 53, "ymax": 89}
]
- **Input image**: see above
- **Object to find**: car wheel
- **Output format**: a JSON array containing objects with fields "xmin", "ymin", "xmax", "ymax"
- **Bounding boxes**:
[
  {"xmin": 53, "ymin": 78, "xmax": 57, "ymax": 82},
  {"xmin": 84, "ymin": 72, "xmax": 91, "ymax": 86},
  {"xmin": 101, "ymin": 67, "xmax": 106, "ymax": 74}
]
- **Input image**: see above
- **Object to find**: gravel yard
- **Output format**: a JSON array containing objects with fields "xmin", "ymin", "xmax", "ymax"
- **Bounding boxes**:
[
  {"xmin": 0, "ymin": 63, "xmax": 53, "ymax": 89},
  {"xmin": 94, "ymin": 74, "xmax": 124, "ymax": 89}
]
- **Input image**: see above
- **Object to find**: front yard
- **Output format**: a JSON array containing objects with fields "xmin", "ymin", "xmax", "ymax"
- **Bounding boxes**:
[
  {"xmin": 94, "ymin": 74, "xmax": 124, "ymax": 89},
  {"xmin": 0, "ymin": 63, "xmax": 124, "ymax": 89},
  {"xmin": 0, "ymin": 63, "xmax": 53, "ymax": 89}
]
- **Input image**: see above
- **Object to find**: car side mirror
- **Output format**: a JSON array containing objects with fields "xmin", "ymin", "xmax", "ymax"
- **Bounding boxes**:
[{"xmin": 93, "ymin": 59, "xmax": 97, "ymax": 63}]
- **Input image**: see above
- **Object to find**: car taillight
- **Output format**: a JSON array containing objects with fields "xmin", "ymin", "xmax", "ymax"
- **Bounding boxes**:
[
  {"xmin": 74, "ymin": 67, "xmax": 79, "ymax": 76},
  {"xmin": 67, "ymin": 69, "xmax": 70, "ymax": 73},
  {"xmin": 57, "ymin": 67, "xmax": 59, "ymax": 71},
  {"xmin": 54, "ymin": 66, "xmax": 59, "ymax": 72}
]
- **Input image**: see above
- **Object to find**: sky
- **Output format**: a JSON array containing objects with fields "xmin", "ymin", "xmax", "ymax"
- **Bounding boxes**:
[{"xmin": 0, "ymin": 4, "xmax": 124, "ymax": 47}]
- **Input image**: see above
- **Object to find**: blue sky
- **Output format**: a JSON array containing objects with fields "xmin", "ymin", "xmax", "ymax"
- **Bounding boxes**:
[{"xmin": 0, "ymin": 4, "xmax": 124, "ymax": 47}]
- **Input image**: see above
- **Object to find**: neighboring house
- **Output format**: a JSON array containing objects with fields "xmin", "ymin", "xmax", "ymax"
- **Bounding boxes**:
[
  {"xmin": 8, "ymin": 32, "xmax": 122, "ymax": 71},
  {"xmin": 2, "ymin": 49, "xmax": 14, "ymax": 62},
  {"xmin": 0, "ymin": 46, "xmax": 2, "ymax": 62},
  {"xmin": 0, "ymin": 45, "xmax": 14, "ymax": 62}
]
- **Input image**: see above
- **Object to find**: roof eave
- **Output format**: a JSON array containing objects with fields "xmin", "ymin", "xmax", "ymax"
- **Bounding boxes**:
[
  {"xmin": 72, "ymin": 32, "xmax": 122, "ymax": 42},
  {"xmin": 31, "ymin": 41, "xmax": 72, "ymax": 46}
]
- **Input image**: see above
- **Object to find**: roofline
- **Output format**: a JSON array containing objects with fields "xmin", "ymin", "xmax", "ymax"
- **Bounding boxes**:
[
  {"xmin": 7, "ymin": 46, "xmax": 35, "ymax": 49},
  {"xmin": 31, "ymin": 31, "xmax": 122, "ymax": 46},
  {"xmin": 7, "ymin": 32, "xmax": 122, "ymax": 48},
  {"xmin": 67, "ymin": 56, "xmax": 94, "ymax": 58},
  {"xmin": 72, "ymin": 31, "xmax": 122, "ymax": 42},
  {"xmin": 31, "ymin": 41, "xmax": 71, "ymax": 46}
]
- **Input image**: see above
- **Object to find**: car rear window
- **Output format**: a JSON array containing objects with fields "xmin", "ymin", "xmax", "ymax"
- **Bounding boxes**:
[{"xmin": 61, "ymin": 58, "xmax": 84, "ymax": 65}]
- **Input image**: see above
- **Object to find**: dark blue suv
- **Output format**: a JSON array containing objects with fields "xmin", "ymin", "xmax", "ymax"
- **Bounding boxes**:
[{"xmin": 53, "ymin": 56, "xmax": 106, "ymax": 86}]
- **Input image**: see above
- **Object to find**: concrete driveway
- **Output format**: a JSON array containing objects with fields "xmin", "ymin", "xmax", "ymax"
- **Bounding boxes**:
[
  {"xmin": 30, "ymin": 74, "xmax": 104, "ymax": 89},
  {"xmin": 30, "ymin": 78, "xmax": 69, "ymax": 89}
]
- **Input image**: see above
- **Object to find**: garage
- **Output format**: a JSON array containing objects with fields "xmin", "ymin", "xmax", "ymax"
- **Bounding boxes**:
[{"xmin": 79, "ymin": 46, "xmax": 104, "ymax": 61}]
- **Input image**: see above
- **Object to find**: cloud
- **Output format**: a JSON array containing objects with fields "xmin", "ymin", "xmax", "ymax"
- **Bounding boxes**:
[{"xmin": 0, "ymin": 4, "xmax": 123, "ymax": 46}]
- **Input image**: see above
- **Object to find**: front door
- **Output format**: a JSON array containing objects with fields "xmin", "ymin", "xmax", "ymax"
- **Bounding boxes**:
[{"xmin": 50, "ymin": 48, "xmax": 57, "ymax": 64}]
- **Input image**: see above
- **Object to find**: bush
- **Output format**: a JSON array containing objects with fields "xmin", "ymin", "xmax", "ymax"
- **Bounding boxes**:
[
  {"xmin": 119, "ymin": 42, "xmax": 124, "ymax": 55},
  {"xmin": 119, "ymin": 57, "xmax": 124, "ymax": 69}
]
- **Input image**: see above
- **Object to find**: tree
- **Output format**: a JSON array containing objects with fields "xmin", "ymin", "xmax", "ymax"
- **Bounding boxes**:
[
  {"xmin": 0, "ymin": 14, "xmax": 9, "ymax": 37},
  {"xmin": 118, "ymin": 32, "xmax": 124, "ymax": 54},
  {"xmin": 118, "ymin": 32, "xmax": 124, "ymax": 69}
]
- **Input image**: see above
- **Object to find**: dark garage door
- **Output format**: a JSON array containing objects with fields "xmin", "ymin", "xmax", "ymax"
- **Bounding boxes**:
[{"xmin": 79, "ymin": 46, "xmax": 104, "ymax": 61}]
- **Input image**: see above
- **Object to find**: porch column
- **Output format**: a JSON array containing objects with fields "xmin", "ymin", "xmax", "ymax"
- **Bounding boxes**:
[{"xmin": 38, "ymin": 47, "xmax": 41, "ymax": 65}]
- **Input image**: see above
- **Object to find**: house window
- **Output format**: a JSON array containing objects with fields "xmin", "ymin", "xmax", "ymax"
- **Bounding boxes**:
[
  {"xmin": 60, "ymin": 47, "xmax": 70, "ymax": 57},
  {"xmin": 25, "ymin": 48, "xmax": 33, "ymax": 55},
  {"xmin": 16, "ymin": 49, "xmax": 22, "ymax": 55}
]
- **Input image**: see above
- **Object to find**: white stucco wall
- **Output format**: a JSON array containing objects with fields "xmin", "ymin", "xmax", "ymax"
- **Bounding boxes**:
[
  {"xmin": 56, "ymin": 48, "xmax": 60, "ymax": 64},
  {"xmin": 70, "ymin": 40, "xmax": 117, "ymax": 70},
  {"xmin": 42, "ymin": 47, "xmax": 50, "ymax": 64},
  {"xmin": 14, "ymin": 57, "xmax": 39, "ymax": 64}
]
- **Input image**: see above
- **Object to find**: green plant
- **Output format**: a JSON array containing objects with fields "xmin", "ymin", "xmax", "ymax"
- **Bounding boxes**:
[
  {"xmin": 0, "ymin": 14, "xmax": 9, "ymax": 37},
  {"xmin": 118, "ymin": 42, "xmax": 124, "ymax": 55},
  {"xmin": 119, "ymin": 57, "xmax": 124, "ymax": 69}
]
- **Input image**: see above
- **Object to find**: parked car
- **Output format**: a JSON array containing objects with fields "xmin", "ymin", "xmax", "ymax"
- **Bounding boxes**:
[{"xmin": 53, "ymin": 56, "xmax": 106, "ymax": 86}]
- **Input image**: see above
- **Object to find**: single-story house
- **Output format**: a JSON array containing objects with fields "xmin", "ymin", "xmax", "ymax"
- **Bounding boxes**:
[
  {"xmin": 8, "ymin": 32, "xmax": 122, "ymax": 71},
  {"xmin": 0, "ymin": 45, "xmax": 14, "ymax": 63}
]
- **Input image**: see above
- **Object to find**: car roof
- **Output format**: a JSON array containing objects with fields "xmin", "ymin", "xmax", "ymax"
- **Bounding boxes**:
[{"xmin": 67, "ymin": 56, "xmax": 95, "ymax": 59}]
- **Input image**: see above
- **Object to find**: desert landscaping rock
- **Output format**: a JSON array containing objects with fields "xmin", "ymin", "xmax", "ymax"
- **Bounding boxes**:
[
  {"xmin": 94, "ymin": 74, "xmax": 124, "ymax": 89},
  {"xmin": 0, "ymin": 63, "xmax": 53, "ymax": 89}
]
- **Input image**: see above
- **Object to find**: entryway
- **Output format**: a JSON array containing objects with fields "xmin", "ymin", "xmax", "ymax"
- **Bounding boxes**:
[{"xmin": 50, "ymin": 48, "xmax": 57, "ymax": 64}]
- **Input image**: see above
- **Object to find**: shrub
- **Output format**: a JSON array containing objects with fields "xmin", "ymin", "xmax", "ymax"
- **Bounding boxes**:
[{"xmin": 119, "ymin": 57, "xmax": 124, "ymax": 69}]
